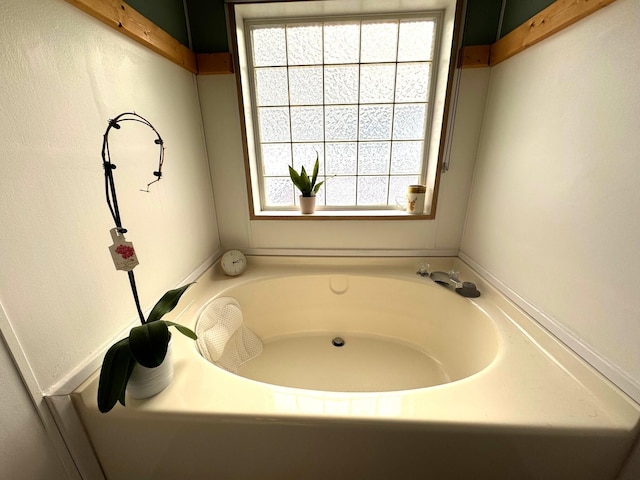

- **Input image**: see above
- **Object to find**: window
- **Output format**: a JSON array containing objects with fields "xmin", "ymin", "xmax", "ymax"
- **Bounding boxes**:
[{"xmin": 231, "ymin": 1, "xmax": 460, "ymax": 218}]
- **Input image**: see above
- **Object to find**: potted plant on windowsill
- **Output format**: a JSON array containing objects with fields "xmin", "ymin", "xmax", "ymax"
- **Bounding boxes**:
[
  {"xmin": 288, "ymin": 153, "xmax": 325, "ymax": 214},
  {"xmin": 97, "ymin": 284, "xmax": 197, "ymax": 413}
]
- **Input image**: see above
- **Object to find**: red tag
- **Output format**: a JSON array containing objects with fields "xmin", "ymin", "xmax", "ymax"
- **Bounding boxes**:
[{"xmin": 108, "ymin": 228, "xmax": 139, "ymax": 271}]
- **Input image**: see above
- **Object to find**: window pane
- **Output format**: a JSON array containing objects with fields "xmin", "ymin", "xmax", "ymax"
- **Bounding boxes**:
[
  {"xmin": 357, "ymin": 176, "xmax": 389, "ymax": 205},
  {"xmin": 262, "ymin": 143, "xmax": 292, "ymax": 176},
  {"xmin": 360, "ymin": 64, "xmax": 396, "ymax": 104},
  {"xmin": 287, "ymin": 24, "xmax": 323, "ymax": 65},
  {"xmin": 258, "ymin": 107, "xmax": 291, "ymax": 142},
  {"xmin": 292, "ymin": 143, "xmax": 324, "ymax": 174},
  {"xmin": 361, "ymin": 21, "xmax": 398, "ymax": 63},
  {"xmin": 326, "ymin": 143, "xmax": 357, "ymax": 175},
  {"xmin": 391, "ymin": 141, "xmax": 423, "ymax": 174},
  {"xmin": 358, "ymin": 142, "xmax": 391, "ymax": 175},
  {"xmin": 397, "ymin": 20, "xmax": 435, "ymax": 62},
  {"xmin": 289, "ymin": 66, "xmax": 323, "ymax": 105},
  {"xmin": 393, "ymin": 104, "xmax": 426, "ymax": 140},
  {"xmin": 325, "ymin": 106, "xmax": 358, "ymax": 141},
  {"xmin": 325, "ymin": 176, "xmax": 356, "ymax": 205},
  {"xmin": 291, "ymin": 106, "xmax": 324, "ymax": 142},
  {"xmin": 395, "ymin": 63, "xmax": 431, "ymax": 103},
  {"xmin": 324, "ymin": 22, "xmax": 360, "ymax": 64},
  {"xmin": 359, "ymin": 105, "xmax": 393, "ymax": 140},
  {"xmin": 264, "ymin": 177, "xmax": 294, "ymax": 206},
  {"xmin": 255, "ymin": 67, "xmax": 289, "ymax": 106},
  {"xmin": 325, "ymin": 65, "xmax": 359, "ymax": 105},
  {"xmin": 252, "ymin": 27, "xmax": 287, "ymax": 66}
]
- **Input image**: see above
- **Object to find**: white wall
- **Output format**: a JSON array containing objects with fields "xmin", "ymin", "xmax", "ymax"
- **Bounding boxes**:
[
  {"xmin": 460, "ymin": 0, "xmax": 640, "ymax": 401},
  {"xmin": 0, "ymin": 0, "xmax": 219, "ymax": 476},
  {"xmin": 198, "ymin": 68, "xmax": 489, "ymax": 253}
]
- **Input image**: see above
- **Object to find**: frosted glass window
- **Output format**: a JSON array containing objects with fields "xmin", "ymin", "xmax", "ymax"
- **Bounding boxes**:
[
  {"xmin": 395, "ymin": 63, "xmax": 431, "ymax": 103},
  {"xmin": 398, "ymin": 20, "xmax": 435, "ymax": 61},
  {"xmin": 326, "ymin": 143, "xmax": 357, "ymax": 175},
  {"xmin": 358, "ymin": 142, "xmax": 391, "ymax": 175},
  {"xmin": 360, "ymin": 21, "xmax": 398, "ymax": 63},
  {"xmin": 258, "ymin": 107, "xmax": 290, "ymax": 142},
  {"xmin": 359, "ymin": 105, "xmax": 393, "ymax": 141},
  {"xmin": 251, "ymin": 27, "xmax": 287, "ymax": 66},
  {"xmin": 264, "ymin": 177, "xmax": 294, "ymax": 206},
  {"xmin": 325, "ymin": 65, "xmax": 359, "ymax": 105},
  {"xmin": 325, "ymin": 176, "xmax": 356, "ymax": 205},
  {"xmin": 357, "ymin": 176, "xmax": 389, "ymax": 205},
  {"xmin": 391, "ymin": 141, "xmax": 423, "ymax": 174},
  {"xmin": 262, "ymin": 143, "xmax": 292, "ymax": 176},
  {"xmin": 325, "ymin": 106, "xmax": 358, "ymax": 141},
  {"xmin": 289, "ymin": 66, "xmax": 323, "ymax": 105},
  {"xmin": 255, "ymin": 68, "xmax": 289, "ymax": 106},
  {"xmin": 245, "ymin": 14, "xmax": 439, "ymax": 211},
  {"xmin": 360, "ymin": 64, "xmax": 396, "ymax": 104},
  {"xmin": 291, "ymin": 106, "xmax": 324, "ymax": 142},
  {"xmin": 292, "ymin": 143, "xmax": 325, "ymax": 173},
  {"xmin": 393, "ymin": 104, "xmax": 427, "ymax": 140},
  {"xmin": 287, "ymin": 24, "xmax": 323, "ymax": 65},
  {"xmin": 324, "ymin": 22, "xmax": 360, "ymax": 64}
]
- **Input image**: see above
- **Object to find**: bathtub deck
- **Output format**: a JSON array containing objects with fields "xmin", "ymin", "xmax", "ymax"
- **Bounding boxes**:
[{"xmin": 70, "ymin": 256, "xmax": 640, "ymax": 480}]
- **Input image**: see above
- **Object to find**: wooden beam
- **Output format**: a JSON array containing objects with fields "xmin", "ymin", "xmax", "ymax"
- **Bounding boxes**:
[
  {"xmin": 196, "ymin": 53, "xmax": 234, "ymax": 75},
  {"xmin": 490, "ymin": 0, "xmax": 617, "ymax": 66},
  {"xmin": 460, "ymin": 45, "xmax": 491, "ymax": 68},
  {"xmin": 65, "ymin": 0, "xmax": 197, "ymax": 73}
]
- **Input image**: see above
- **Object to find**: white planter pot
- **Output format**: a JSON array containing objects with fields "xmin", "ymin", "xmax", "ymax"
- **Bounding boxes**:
[
  {"xmin": 299, "ymin": 195, "xmax": 316, "ymax": 214},
  {"xmin": 126, "ymin": 340, "xmax": 174, "ymax": 399}
]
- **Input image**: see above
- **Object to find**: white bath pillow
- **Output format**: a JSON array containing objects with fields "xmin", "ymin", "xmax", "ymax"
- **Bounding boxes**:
[{"xmin": 196, "ymin": 297, "xmax": 263, "ymax": 373}]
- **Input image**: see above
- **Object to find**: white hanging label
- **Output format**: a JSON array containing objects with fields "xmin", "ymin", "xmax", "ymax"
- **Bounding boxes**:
[{"xmin": 108, "ymin": 228, "xmax": 139, "ymax": 271}]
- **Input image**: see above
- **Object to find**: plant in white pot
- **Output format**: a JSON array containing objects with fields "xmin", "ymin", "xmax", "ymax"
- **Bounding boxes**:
[
  {"xmin": 97, "ymin": 284, "xmax": 197, "ymax": 413},
  {"xmin": 96, "ymin": 112, "xmax": 199, "ymax": 413},
  {"xmin": 288, "ymin": 153, "xmax": 325, "ymax": 214}
]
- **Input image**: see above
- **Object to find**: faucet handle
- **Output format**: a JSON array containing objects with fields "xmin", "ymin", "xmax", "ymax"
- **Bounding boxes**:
[
  {"xmin": 448, "ymin": 270, "xmax": 460, "ymax": 282},
  {"xmin": 416, "ymin": 262, "xmax": 430, "ymax": 277}
]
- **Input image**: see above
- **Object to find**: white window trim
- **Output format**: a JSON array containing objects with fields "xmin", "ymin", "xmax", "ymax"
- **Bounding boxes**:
[{"xmin": 230, "ymin": 0, "xmax": 460, "ymax": 219}]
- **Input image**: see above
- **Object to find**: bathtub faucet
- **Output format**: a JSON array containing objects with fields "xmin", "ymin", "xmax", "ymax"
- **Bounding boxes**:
[{"xmin": 429, "ymin": 270, "xmax": 481, "ymax": 298}]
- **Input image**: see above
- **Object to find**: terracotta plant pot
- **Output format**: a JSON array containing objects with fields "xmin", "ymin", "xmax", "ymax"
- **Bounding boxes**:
[{"xmin": 299, "ymin": 195, "xmax": 316, "ymax": 214}]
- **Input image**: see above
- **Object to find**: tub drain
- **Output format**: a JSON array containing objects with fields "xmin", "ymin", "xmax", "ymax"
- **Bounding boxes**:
[{"xmin": 332, "ymin": 336, "xmax": 345, "ymax": 347}]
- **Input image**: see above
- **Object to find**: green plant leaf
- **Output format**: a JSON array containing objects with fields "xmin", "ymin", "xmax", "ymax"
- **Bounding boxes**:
[
  {"xmin": 98, "ymin": 338, "xmax": 133, "ymax": 413},
  {"xmin": 313, "ymin": 180, "xmax": 324, "ymax": 195},
  {"xmin": 147, "ymin": 283, "xmax": 194, "ymax": 323},
  {"xmin": 118, "ymin": 358, "xmax": 137, "ymax": 407},
  {"xmin": 164, "ymin": 320, "xmax": 198, "ymax": 340},
  {"xmin": 311, "ymin": 153, "xmax": 319, "ymax": 188},
  {"xmin": 129, "ymin": 321, "xmax": 170, "ymax": 368}
]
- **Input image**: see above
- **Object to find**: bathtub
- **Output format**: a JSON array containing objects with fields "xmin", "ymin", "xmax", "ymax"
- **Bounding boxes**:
[{"xmin": 71, "ymin": 256, "xmax": 640, "ymax": 480}]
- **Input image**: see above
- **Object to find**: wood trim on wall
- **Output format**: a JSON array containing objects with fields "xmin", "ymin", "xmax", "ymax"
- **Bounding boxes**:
[
  {"xmin": 490, "ymin": 0, "xmax": 617, "ymax": 66},
  {"xmin": 65, "ymin": 0, "xmax": 197, "ymax": 73},
  {"xmin": 196, "ymin": 53, "xmax": 234, "ymax": 75},
  {"xmin": 460, "ymin": 45, "xmax": 491, "ymax": 68}
]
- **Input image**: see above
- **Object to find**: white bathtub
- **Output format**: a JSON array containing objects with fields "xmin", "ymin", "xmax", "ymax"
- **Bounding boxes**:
[{"xmin": 71, "ymin": 256, "xmax": 640, "ymax": 480}]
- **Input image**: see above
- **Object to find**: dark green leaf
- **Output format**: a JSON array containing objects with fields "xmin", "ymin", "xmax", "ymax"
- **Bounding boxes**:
[
  {"xmin": 164, "ymin": 320, "xmax": 198, "ymax": 340},
  {"xmin": 311, "ymin": 153, "xmax": 319, "ymax": 188},
  {"xmin": 98, "ymin": 338, "xmax": 133, "ymax": 413},
  {"xmin": 129, "ymin": 321, "xmax": 170, "ymax": 368},
  {"xmin": 118, "ymin": 358, "xmax": 137, "ymax": 407},
  {"xmin": 147, "ymin": 283, "xmax": 194, "ymax": 323},
  {"xmin": 313, "ymin": 180, "xmax": 324, "ymax": 195}
]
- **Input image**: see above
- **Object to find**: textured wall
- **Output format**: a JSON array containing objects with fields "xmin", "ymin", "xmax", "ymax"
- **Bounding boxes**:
[
  {"xmin": 461, "ymin": 0, "xmax": 640, "ymax": 400},
  {"xmin": 0, "ymin": 0, "xmax": 220, "ymax": 475}
]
